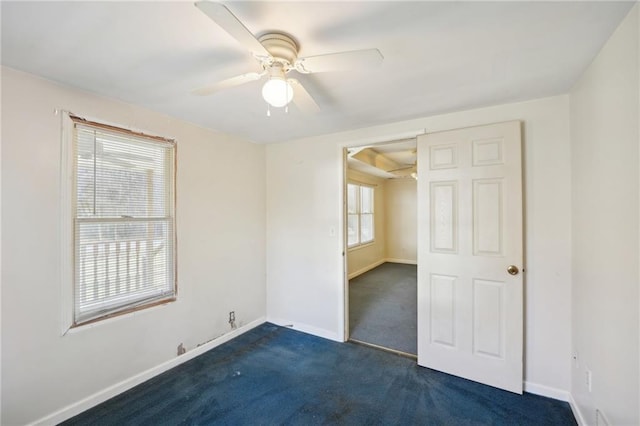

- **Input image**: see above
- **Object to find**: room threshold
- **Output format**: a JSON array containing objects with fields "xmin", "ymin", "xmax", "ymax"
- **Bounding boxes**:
[{"xmin": 348, "ymin": 338, "xmax": 418, "ymax": 360}]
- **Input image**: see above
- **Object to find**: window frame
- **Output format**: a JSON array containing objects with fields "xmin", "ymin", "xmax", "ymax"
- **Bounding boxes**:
[
  {"xmin": 60, "ymin": 112, "xmax": 177, "ymax": 331},
  {"xmin": 347, "ymin": 182, "xmax": 375, "ymax": 249}
]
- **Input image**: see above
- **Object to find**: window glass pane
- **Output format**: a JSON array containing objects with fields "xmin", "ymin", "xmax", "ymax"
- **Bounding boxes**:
[
  {"xmin": 361, "ymin": 213, "xmax": 374, "ymax": 243},
  {"xmin": 347, "ymin": 184, "xmax": 358, "ymax": 214},
  {"xmin": 76, "ymin": 127, "xmax": 173, "ymax": 218},
  {"xmin": 361, "ymin": 186, "xmax": 374, "ymax": 214},
  {"xmin": 75, "ymin": 219, "xmax": 174, "ymax": 322},
  {"xmin": 347, "ymin": 214, "xmax": 359, "ymax": 246},
  {"xmin": 95, "ymin": 162, "xmax": 153, "ymax": 217}
]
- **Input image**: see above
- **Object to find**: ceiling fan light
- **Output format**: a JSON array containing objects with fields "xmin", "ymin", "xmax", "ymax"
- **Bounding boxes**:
[{"xmin": 262, "ymin": 77, "xmax": 293, "ymax": 108}]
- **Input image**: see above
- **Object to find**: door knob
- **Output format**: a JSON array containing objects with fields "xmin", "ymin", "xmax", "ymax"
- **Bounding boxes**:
[{"xmin": 507, "ymin": 265, "xmax": 519, "ymax": 275}]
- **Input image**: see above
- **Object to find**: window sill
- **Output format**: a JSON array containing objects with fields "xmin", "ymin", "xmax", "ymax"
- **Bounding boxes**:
[
  {"xmin": 63, "ymin": 298, "xmax": 175, "ymax": 335},
  {"xmin": 348, "ymin": 241, "xmax": 376, "ymax": 252}
]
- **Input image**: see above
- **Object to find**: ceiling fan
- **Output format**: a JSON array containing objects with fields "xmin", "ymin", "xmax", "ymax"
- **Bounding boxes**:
[{"xmin": 193, "ymin": 1, "xmax": 384, "ymax": 113}]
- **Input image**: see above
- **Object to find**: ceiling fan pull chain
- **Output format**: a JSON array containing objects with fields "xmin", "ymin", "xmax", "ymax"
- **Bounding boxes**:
[{"xmin": 266, "ymin": 104, "xmax": 271, "ymax": 117}]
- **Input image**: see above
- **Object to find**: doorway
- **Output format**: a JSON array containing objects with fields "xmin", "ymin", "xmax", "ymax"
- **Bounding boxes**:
[
  {"xmin": 342, "ymin": 121, "xmax": 524, "ymax": 393},
  {"xmin": 344, "ymin": 139, "xmax": 418, "ymax": 356}
]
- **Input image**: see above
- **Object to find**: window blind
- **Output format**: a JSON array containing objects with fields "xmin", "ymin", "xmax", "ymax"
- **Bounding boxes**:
[{"xmin": 73, "ymin": 119, "xmax": 176, "ymax": 324}]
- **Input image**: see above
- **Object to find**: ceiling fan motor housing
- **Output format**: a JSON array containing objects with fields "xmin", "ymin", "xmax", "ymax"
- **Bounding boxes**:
[{"xmin": 258, "ymin": 32, "xmax": 299, "ymax": 68}]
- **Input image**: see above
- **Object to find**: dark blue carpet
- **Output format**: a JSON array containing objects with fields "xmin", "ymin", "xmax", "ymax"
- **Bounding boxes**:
[
  {"xmin": 62, "ymin": 323, "xmax": 576, "ymax": 425},
  {"xmin": 349, "ymin": 262, "xmax": 417, "ymax": 354}
]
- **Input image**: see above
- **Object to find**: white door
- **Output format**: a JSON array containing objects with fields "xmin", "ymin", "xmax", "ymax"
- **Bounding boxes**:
[{"xmin": 417, "ymin": 121, "xmax": 523, "ymax": 393}]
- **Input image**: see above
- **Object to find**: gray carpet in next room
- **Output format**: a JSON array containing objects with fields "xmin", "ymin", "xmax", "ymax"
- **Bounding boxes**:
[{"xmin": 349, "ymin": 262, "xmax": 417, "ymax": 354}]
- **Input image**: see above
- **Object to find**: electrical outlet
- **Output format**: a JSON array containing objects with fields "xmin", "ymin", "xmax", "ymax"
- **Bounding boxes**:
[{"xmin": 229, "ymin": 311, "xmax": 236, "ymax": 329}]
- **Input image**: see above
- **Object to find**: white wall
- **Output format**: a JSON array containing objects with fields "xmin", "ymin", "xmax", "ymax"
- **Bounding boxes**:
[
  {"xmin": 384, "ymin": 178, "xmax": 417, "ymax": 263},
  {"xmin": 569, "ymin": 5, "xmax": 639, "ymax": 425},
  {"xmin": 266, "ymin": 95, "xmax": 573, "ymax": 395},
  {"xmin": 265, "ymin": 140, "xmax": 345, "ymax": 340},
  {"xmin": 1, "ymin": 67, "xmax": 267, "ymax": 425},
  {"xmin": 346, "ymin": 169, "xmax": 386, "ymax": 278}
]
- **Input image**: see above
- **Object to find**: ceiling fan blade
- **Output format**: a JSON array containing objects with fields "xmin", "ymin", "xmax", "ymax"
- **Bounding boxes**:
[
  {"xmin": 289, "ymin": 79, "xmax": 320, "ymax": 113},
  {"xmin": 192, "ymin": 71, "xmax": 264, "ymax": 96},
  {"xmin": 195, "ymin": 1, "xmax": 271, "ymax": 58},
  {"xmin": 294, "ymin": 48, "xmax": 383, "ymax": 74}
]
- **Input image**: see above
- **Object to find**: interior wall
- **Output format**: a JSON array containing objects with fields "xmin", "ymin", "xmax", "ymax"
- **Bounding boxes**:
[
  {"xmin": 266, "ymin": 95, "xmax": 572, "ymax": 395},
  {"xmin": 265, "ymin": 140, "xmax": 344, "ymax": 340},
  {"xmin": 1, "ymin": 67, "xmax": 267, "ymax": 425},
  {"xmin": 346, "ymin": 169, "xmax": 386, "ymax": 278},
  {"xmin": 569, "ymin": 5, "xmax": 639, "ymax": 425},
  {"xmin": 384, "ymin": 178, "xmax": 417, "ymax": 263}
]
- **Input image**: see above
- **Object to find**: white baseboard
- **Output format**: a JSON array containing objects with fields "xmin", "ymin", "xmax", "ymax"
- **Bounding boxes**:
[
  {"xmin": 30, "ymin": 317, "xmax": 266, "ymax": 426},
  {"xmin": 347, "ymin": 259, "xmax": 386, "ymax": 279},
  {"xmin": 266, "ymin": 316, "xmax": 342, "ymax": 343},
  {"xmin": 385, "ymin": 258, "xmax": 417, "ymax": 265},
  {"xmin": 523, "ymin": 381, "xmax": 570, "ymax": 402},
  {"xmin": 568, "ymin": 393, "xmax": 588, "ymax": 426},
  {"xmin": 523, "ymin": 382, "xmax": 584, "ymax": 425},
  {"xmin": 347, "ymin": 258, "xmax": 418, "ymax": 280}
]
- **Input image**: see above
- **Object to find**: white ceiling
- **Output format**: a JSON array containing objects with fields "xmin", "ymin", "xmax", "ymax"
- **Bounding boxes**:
[{"xmin": 1, "ymin": 1, "xmax": 634, "ymax": 144}]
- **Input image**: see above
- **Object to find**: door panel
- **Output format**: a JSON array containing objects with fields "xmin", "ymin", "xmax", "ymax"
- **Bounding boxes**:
[
  {"xmin": 417, "ymin": 121, "xmax": 523, "ymax": 394},
  {"xmin": 430, "ymin": 181, "xmax": 458, "ymax": 253},
  {"xmin": 473, "ymin": 178, "xmax": 503, "ymax": 256},
  {"xmin": 430, "ymin": 273, "xmax": 456, "ymax": 347}
]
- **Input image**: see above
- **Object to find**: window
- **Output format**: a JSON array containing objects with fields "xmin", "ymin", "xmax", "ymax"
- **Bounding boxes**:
[
  {"xmin": 347, "ymin": 183, "xmax": 374, "ymax": 248},
  {"xmin": 70, "ymin": 116, "xmax": 176, "ymax": 326}
]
